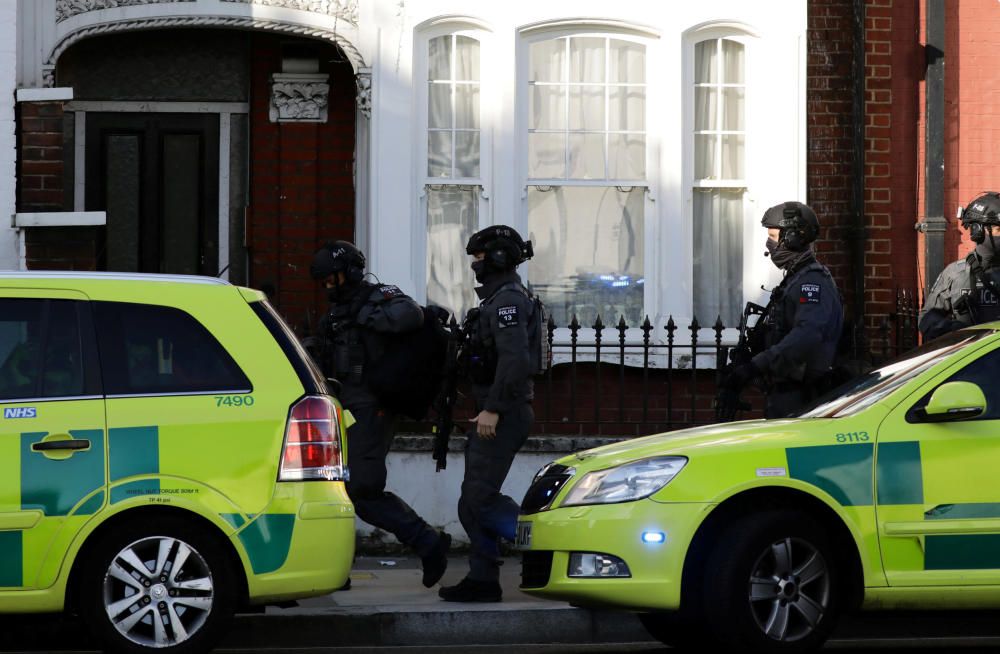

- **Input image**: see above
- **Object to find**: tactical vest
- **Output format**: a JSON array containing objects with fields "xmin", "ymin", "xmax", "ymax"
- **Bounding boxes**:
[
  {"xmin": 963, "ymin": 253, "xmax": 1000, "ymax": 324},
  {"xmin": 762, "ymin": 260, "xmax": 835, "ymax": 350},
  {"xmin": 461, "ymin": 281, "xmax": 547, "ymax": 384}
]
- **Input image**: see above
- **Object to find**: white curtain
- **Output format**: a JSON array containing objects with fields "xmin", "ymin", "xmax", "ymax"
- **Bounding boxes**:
[
  {"xmin": 693, "ymin": 190, "xmax": 744, "ymax": 326},
  {"xmin": 427, "ymin": 188, "xmax": 478, "ymax": 320}
]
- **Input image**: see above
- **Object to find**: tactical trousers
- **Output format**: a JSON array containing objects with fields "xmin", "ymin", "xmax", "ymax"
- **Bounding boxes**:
[
  {"xmin": 344, "ymin": 405, "xmax": 439, "ymax": 557},
  {"xmin": 459, "ymin": 403, "xmax": 534, "ymax": 582}
]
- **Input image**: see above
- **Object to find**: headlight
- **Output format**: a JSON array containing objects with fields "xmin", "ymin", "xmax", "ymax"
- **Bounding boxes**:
[{"xmin": 560, "ymin": 456, "xmax": 687, "ymax": 506}]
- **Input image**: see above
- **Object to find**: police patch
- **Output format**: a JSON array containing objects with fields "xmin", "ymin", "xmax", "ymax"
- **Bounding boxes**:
[
  {"xmin": 378, "ymin": 284, "xmax": 404, "ymax": 299},
  {"xmin": 800, "ymin": 283, "xmax": 821, "ymax": 304},
  {"xmin": 497, "ymin": 305, "xmax": 519, "ymax": 328}
]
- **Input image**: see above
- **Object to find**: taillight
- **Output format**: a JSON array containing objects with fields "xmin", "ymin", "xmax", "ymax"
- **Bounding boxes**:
[{"xmin": 279, "ymin": 396, "xmax": 344, "ymax": 481}]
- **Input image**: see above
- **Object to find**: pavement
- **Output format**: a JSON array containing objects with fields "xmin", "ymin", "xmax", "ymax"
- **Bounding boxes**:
[
  {"xmin": 224, "ymin": 555, "xmax": 653, "ymax": 649},
  {"xmin": 8, "ymin": 555, "xmax": 1000, "ymax": 651}
]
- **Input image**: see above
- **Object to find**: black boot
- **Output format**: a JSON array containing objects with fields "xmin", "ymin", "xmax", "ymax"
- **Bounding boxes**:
[
  {"xmin": 438, "ymin": 576, "xmax": 502, "ymax": 602},
  {"xmin": 421, "ymin": 531, "xmax": 451, "ymax": 588}
]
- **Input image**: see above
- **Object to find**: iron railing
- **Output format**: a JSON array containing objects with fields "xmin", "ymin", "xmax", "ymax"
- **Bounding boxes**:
[{"xmin": 423, "ymin": 288, "xmax": 921, "ymax": 437}]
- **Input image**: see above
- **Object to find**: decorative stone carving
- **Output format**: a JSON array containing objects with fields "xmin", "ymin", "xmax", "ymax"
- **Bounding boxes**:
[
  {"xmin": 48, "ymin": 16, "xmax": 367, "ymax": 73},
  {"xmin": 220, "ymin": 0, "xmax": 359, "ymax": 25},
  {"xmin": 270, "ymin": 73, "xmax": 330, "ymax": 122},
  {"xmin": 56, "ymin": 0, "xmax": 195, "ymax": 23},
  {"xmin": 355, "ymin": 68, "xmax": 371, "ymax": 120}
]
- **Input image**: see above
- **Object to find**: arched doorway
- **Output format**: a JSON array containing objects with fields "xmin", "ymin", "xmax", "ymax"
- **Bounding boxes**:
[{"xmin": 53, "ymin": 27, "xmax": 357, "ymax": 326}]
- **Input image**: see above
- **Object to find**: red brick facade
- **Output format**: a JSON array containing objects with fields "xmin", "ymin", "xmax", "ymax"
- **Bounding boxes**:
[
  {"xmin": 16, "ymin": 101, "xmax": 102, "ymax": 270},
  {"xmin": 247, "ymin": 33, "xmax": 356, "ymax": 335}
]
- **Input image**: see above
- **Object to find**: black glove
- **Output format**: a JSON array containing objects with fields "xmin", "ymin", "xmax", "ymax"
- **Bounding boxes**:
[{"xmin": 723, "ymin": 361, "xmax": 759, "ymax": 390}]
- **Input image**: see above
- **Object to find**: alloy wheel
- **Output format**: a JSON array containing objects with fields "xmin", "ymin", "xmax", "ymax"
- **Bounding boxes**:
[
  {"xmin": 101, "ymin": 535, "xmax": 215, "ymax": 648},
  {"xmin": 747, "ymin": 536, "xmax": 830, "ymax": 643}
]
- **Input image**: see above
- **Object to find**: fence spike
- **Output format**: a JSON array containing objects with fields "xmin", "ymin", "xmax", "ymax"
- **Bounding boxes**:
[
  {"xmin": 713, "ymin": 315, "xmax": 725, "ymax": 346},
  {"xmin": 641, "ymin": 315, "xmax": 653, "ymax": 344}
]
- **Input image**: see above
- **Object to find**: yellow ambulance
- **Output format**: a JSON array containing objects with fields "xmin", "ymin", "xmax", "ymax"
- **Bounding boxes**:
[
  {"xmin": 0, "ymin": 272, "xmax": 353, "ymax": 653},
  {"xmin": 518, "ymin": 327, "xmax": 1000, "ymax": 653}
]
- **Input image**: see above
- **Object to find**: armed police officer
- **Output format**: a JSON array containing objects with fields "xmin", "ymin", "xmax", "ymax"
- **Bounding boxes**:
[
  {"xmin": 919, "ymin": 192, "xmax": 1000, "ymax": 340},
  {"xmin": 719, "ymin": 202, "xmax": 843, "ymax": 419},
  {"xmin": 439, "ymin": 225, "xmax": 537, "ymax": 603},
  {"xmin": 310, "ymin": 241, "xmax": 451, "ymax": 588}
]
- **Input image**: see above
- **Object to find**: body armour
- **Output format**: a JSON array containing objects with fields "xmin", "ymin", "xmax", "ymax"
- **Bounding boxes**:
[
  {"xmin": 919, "ymin": 253, "xmax": 1000, "ymax": 340},
  {"xmin": 751, "ymin": 256, "xmax": 843, "ymax": 384},
  {"xmin": 324, "ymin": 282, "xmax": 424, "ymax": 408},
  {"xmin": 464, "ymin": 271, "xmax": 535, "ymax": 414}
]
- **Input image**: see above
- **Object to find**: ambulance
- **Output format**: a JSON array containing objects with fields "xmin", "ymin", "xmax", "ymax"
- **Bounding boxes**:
[
  {"xmin": 0, "ymin": 272, "xmax": 354, "ymax": 653},
  {"xmin": 518, "ymin": 327, "xmax": 1000, "ymax": 652}
]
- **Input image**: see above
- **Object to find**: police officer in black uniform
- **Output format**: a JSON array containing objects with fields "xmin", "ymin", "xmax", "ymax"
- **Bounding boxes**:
[
  {"xmin": 310, "ymin": 241, "xmax": 451, "ymax": 588},
  {"xmin": 919, "ymin": 192, "xmax": 1000, "ymax": 340},
  {"xmin": 722, "ymin": 202, "xmax": 844, "ymax": 418},
  {"xmin": 439, "ymin": 225, "xmax": 535, "ymax": 603}
]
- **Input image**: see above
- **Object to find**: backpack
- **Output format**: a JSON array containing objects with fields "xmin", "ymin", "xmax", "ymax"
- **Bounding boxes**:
[{"xmin": 365, "ymin": 305, "xmax": 454, "ymax": 420}]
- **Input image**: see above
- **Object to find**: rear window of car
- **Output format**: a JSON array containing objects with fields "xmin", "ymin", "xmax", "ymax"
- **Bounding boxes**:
[
  {"xmin": 93, "ymin": 301, "xmax": 251, "ymax": 396},
  {"xmin": 0, "ymin": 298, "xmax": 99, "ymax": 400}
]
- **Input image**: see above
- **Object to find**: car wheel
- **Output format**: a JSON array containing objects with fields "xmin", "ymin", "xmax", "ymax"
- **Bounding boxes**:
[
  {"xmin": 704, "ymin": 510, "xmax": 839, "ymax": 653},
  {"xmin": 78, "ymin": 515, "xmax": 239, "ymax": 654}
]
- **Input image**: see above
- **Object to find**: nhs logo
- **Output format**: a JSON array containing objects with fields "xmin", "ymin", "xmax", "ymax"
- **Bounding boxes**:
[{"xmin": 3, "ymin": 407, "xmax": 37, "ymax": 419}]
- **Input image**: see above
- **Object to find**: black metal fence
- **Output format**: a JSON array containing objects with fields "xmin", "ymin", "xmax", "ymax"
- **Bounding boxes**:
[{"xmin": 437, "ymin": 288, "xmax": 921, "ymax": 437}]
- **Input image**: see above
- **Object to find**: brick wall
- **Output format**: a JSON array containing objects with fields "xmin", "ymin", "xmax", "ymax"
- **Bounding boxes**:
[
  {"xmin": 15, "ymin": 102, "xmax": 99, "ymax": 270},
  {"xmin": 17, "ymin": 102, "xmax": 66, "ymax": 213},
  {"xmin": 806, "ymin": 0, "xmax": 856, "ymax": 322},
  {"xmin": 247, "ymin": 33, "xmax": 356, "ymax": 335},
  {"xmin": 942, "ymin": 1, "xmax": 1000, "ymax": 266},
  {"xmin": 807, "ymin": 0, "xmax": 922, "ymax": 354},
  {"xmin": 866, "ymin": 0, "xmax": 920, "ymax": 343}
]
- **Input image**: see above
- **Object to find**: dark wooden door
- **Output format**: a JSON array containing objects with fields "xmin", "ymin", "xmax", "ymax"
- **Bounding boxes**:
[{"xmin": 86, "ymin": 113, "xmax": 219, "ymax": 275}]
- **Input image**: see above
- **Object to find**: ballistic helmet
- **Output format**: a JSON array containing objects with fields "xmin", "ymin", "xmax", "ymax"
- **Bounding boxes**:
[
  {"xmin": 959, "ymin": 192, "xmax": 1000, "ymax": 244},
  {"xmin": 465, "ymin": 225, "xmax": 534, "ymax": 270},
  {"xmin": 310, "ymin": 240, "xmax": 366, "ymax": 283},
  {"xmin": 761, "ymin": 201, "xmax": 820, "ymax": 251}
]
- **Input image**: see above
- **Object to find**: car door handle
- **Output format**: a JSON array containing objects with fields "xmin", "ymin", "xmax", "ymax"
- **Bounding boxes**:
[{"xmin": 32, "ymin": 439, "xmax": 90, "ymax": 452}]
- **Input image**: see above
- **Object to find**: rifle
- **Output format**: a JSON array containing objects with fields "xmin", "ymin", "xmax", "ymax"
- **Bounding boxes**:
[
  {"xmin": 431, "ymin": 316, "xmax": 463, "ymax": 471},
  {"xmin": 714, "ymin": 301, "xmax": 767, "ymax": 422}
]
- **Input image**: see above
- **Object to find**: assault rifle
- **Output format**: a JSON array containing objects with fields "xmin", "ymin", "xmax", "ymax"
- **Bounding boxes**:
[
  {"xmin": 431, "ymin": 317, "xmax": 464, "ymax": 471},
  {"xmin": 714, "ymin": 301, "xmax": 767, "ymax": 422}
]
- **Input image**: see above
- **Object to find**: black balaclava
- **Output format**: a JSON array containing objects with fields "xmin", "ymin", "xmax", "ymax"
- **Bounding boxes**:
[
  {"xmin": 470, "ymin": 259, "xmax": 491, "ymax": 284},
  {"xmin": 766, "ymin": 237, "xmax": 807, "ymax": 270}
]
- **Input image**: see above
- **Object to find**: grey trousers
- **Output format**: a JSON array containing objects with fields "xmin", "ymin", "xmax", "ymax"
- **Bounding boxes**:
[
  {"xmin": 344, "ymin": 404, "xmax": 439, "ymax": 557},
  {"xmin": 459, "ymin": 403, "xmax": 533, "ymax": 582}
]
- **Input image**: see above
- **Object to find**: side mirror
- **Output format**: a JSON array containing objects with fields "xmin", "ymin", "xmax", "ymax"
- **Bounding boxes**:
[{"xmin": 913, "ymin": 381, "xmax": 987, "ymax": 423}]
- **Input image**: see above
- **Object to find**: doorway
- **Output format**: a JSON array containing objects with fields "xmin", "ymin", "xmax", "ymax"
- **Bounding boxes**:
[{"xmin": 86, "ymin": 113, "xmax": 220, "ymax": 275}]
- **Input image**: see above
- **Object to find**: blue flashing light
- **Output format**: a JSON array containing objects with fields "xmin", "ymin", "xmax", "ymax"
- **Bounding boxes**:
[{"xmin": 641, "ymin": 531, "xmax": 666, "ymax": 544}]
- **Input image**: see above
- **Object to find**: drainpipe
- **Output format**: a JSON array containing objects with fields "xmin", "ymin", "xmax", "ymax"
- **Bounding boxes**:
[
  {"xmin": 921, "ymin": 0, "xmax": 947, "ymax": 294},
  {"xmin": 848, "ymin": 0, "xmax": 867, "ymax": 356}
]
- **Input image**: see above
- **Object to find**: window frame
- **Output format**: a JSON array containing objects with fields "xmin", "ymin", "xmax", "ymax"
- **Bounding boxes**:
[
  {"xmin": 517, "ymin": 25, "xmax": 659, "ymax": 346},
  {"xmin": 413, "ymin": 19, "xmax": 493, "ymax": 311}
]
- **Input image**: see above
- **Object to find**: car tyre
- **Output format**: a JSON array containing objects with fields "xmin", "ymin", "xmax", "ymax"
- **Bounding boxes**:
[
  {"xmin": 78, "ymin": 515, "xmax": 239, "ymax": 654},
  {"xmin": 703, "ymin": 510, "xmax": 840, "ymax": 653},
  {"xmin": 638, "ymin": 610, "xmax": 710, "ymax": 650}
]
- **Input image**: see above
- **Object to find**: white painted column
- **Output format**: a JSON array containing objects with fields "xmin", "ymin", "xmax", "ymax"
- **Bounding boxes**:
[{"xmin": 0, "ymin": 0, "xmax": 17, "ymax": 271}]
